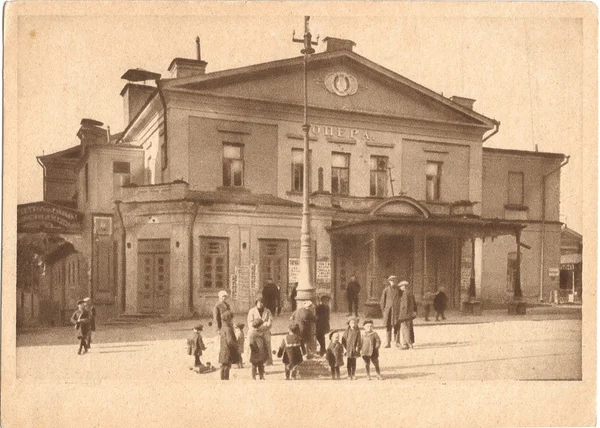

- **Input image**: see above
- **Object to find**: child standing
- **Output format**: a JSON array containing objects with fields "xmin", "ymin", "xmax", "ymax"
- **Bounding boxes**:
[
  {"xmin": 361, "ymin": 319, "xmax": 383, "ymax": 380},
  {"xmin": 218, "ymin": 311, "xmax": 240, "ymax": 380},
  {"xmin": 248, "ymin": 318, "xmax": 269, "ymax": 380},
  {"xmin": 187, "ymin": 324, "xmax": 206, "ymax": 368},
  {"xmin": 70, "ymin": 300, "xmax": 91, "ymax": 355},
  {"xmin": 234, "ymin": 323, "xmax": 245, "ymax": 368},
  {"xmin": 315, "ymin": 295, "xmax": 331, "ymax": 356},
  {"xmin": 277, "ymin": 323, "xmax": 304, "ymax": 380},
  {"xmin": 326, "ymin": 331, "xmax": 344, "ymax": 380},
  {"xmin": 342, "ymin": 317, "xmax": 361, "ymax": 380}
]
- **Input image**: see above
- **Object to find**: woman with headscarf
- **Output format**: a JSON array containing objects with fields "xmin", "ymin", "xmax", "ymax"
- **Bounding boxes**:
[{"xmin": 247, "ymin": 297, "xmax": 274, "ymax": 364}]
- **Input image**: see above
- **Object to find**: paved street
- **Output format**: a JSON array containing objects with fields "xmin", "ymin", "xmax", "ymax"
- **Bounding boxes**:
[{"xmin": 16, "ymin": 306, "xmax": 581, "ymax": 381}]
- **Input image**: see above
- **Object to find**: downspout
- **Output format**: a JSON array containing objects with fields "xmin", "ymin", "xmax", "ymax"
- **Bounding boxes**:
[
  {"xmin": 36, "ymin": 157, "xmax": 47, "ymax": 200},
  {"xmin": 482, "ymin": 120, "xmax": 500, "ymax": 143},
  {"xmin": 155, "ymin": 79, "xmax": 168, "ymax": 176},
  {"xmin": 539, "ymin": 155, "xmax": 570, "ymax": 302},
  {"xmin": 115, "ymin": 200, "xmax": 127, "ymax": 313},
  {"xmin": 188, "ymin": 202, "xmax": 199, "ymax": 314}
]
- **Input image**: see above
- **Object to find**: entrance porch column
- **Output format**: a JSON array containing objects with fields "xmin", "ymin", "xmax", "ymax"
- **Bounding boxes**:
[
  {"xmin": 508, "ymin": 229, "xmax": 527, "ymax": 315},
  {"xmin": 462, "ymin": 236, "xmax": 482, "ymax": 315},
  {"xmin": 364, "ymin": 231, "xmax": 382, "ymax": 317}
]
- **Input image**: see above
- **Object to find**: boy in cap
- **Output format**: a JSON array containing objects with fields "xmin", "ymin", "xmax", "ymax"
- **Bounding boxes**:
[
  {"xmin": 70, "ymin": 300, "xmax": 91, "ymax": 355},
  {"xmin": 248, "ymin": 318, "xmax": 269, "ymax": 380},
  {"xmin": 234, "ymin": 323, "xmax": 245, "ymax": 368},
  {"xmin": 315, "ymin": 295, "xmax": 331, "ymax": 356},
  {"xmin": 277, "ymin": 323, "xmax": 304, "ymax": 380},
  {"xmin": 361, "ymin": 320, "xmax": 383, "ymax": 380},
  {"xmin": 342, "ymin": 316, "xmax": 361, "ymax": 380},
  {"xmin": 326, "ymin": 331, "xmax": 344, "ymax": 380},
  {"xmin": 187, "ymin": 324, "xmax": 207, "ymax": 368}
]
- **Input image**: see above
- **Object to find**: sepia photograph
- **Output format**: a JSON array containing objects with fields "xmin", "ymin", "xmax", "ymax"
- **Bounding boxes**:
[{"xmin": 2, "ymin": 2, "xmax": 597, "ymax": 427}]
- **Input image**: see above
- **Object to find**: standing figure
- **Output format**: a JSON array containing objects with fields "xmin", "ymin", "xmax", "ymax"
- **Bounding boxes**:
[
  {"xmin": 213, "ymin": 290, "xmax": 231, "ymax": 332},
  {"xmin": 261, "ymin": 280, "xmax": 279, "ymax": 316},
  {"xmin": 234, "ymin": 323, "xmax": 245, "ymax": 368},
  {"xmin": 247, "ymin": 298, "xmax": 273, "ymax": 364},
  {"xmin": 83, "ymin": 297, "xmax": 96, "ymax": 348},
  {"xmin": 276, "ymin": 284, "xmax": 282, "ymax": 316},
  {"xmin": 422, "ymin": 291, "xmax": 435, "ymax": 321},
  {"xmin": 70, "ymin": 300, "xmax": 91, "ymax": 355},
  {"xmin": 218, "ymin": 311, "xmax": 240, "ymax": 380},
  {"xmin": 277, "ymin": 323, "xmax": 304, "ymax": 380},
  {"xmin": 187, "ymin": 324, "xmax": 207, "ymax": 368},
  {"xmin": 380, "ymin": 275, "xmax": 402, "ymax": 348},
  {"xmin": 315, "ymin": 295, "xmax": 331, "ymax": 356},
  {"xmin": 346, "ymin": 275, "xmax": 360, "ymax": 317},
  {"xmin": 290, "ymin": 300, "xmax": 316, "ymax": 356},
  {"xmin": 248, "ymin": 318, "xmax": 269, "ymax": 380},
  {"xmin": 342, "ymin": 317, "xmax": 361, "ymax": 380},
  {"xmin": 433, "ymin": 287, "xmax": 449, "ymax": 321},
  {"xmin": 361, "ymin": 319, "xmax": 383, "ymax": 380},
  {"xmin": 289, "ymin": 283, "xmax": 298, "ymax": 312},
  {"xmin": 326, "ymin": 332, "xmax": 344, "ymax": 380},
  {"xmin": 398, "ymin": 281, "xmax": 417, "ymax": 350}
]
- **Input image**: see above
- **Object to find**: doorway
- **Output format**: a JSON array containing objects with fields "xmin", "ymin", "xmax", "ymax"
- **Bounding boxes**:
[{"xmin": 137, "ymin": 239, "xmax": 170, "ymax": 313}]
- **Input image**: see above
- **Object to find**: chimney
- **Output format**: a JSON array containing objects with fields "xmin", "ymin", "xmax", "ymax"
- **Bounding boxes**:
[
  {"xmin": 168, "ymin": 58, "xmax": 208, "ymax": 78},
  {"xmin": 450, "ymin": 95, "xmax": 476, "ymax": 110},
  {"xmin": 77, "ymin": 119, "xmax": 108, "ymax": 146},
  {"xmin": 323, "ymin": 37, "xmax": 356, "ymax": 53},
  {"xmin": 120, "ymin": 83, "xmax": 156, "ymax": 126}
]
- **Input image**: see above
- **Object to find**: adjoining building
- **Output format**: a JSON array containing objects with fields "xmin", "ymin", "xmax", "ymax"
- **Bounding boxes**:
[
  {"xmin": 558, "ymin": 225, "xmax": 583, "ymax": 303},
  {"xmin": 17, "ymin": 37, "xmax": 568, "ymax": 323}
]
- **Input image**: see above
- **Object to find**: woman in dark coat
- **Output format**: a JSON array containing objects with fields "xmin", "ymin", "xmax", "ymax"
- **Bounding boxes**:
[
  {"xmin": 380, "ymin": 275, "xmax": 402, "ymax": 348},
  {"xmin": 398, "ymin": 281, "xmax": 417, "ymax": 349},
  {"xmin": 315, "ymin": 295, "xmax": 331, "ymax": 356},
  {"xmin": 218, "ymin": 311, "xmax": 240, "ymax": 380},
  {"xmin": 433, "ymin": 287, "xmax": 449, "ymax": 321}
]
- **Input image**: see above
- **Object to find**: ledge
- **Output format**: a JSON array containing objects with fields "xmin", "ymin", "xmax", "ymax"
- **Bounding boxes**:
[
  {"xmin": 504, "ymin": 204, "xmax": 529, "ymax": 211},
  {"xmin": 366, "ymin": 141, "xmax": 395, "ymax": 148},
  {"xmin": 326, "ymin": 136, "xmax": 356, "ymax": 145},
  {"xmin": 286, "ymin": 132, "xmax": 318, "ymax": 142}
]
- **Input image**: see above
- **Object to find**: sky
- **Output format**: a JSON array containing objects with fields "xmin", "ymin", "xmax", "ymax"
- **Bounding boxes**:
[{"xmin": 15, "ymin": 6, "xmax": 588, "ymax": 234}]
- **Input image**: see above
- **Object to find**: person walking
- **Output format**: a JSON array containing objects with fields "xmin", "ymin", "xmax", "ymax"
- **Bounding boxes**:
[
  {"xmin": 315, "ymin": 295, "xmax": 331, "ymax": 356},
  {"xmin": 398, "ymin": 281, "xmax": 417, "ymax": 350},
  {"xmin": 380, "ymin": 275, "xmax": 402, "ymax": 348},
  {"xmin": 218, "ymin": 311, "xmax": 240, "ymax": 380},
  {"xmin": 247, "ymin": 298, "xmax": 273, "ymax": 364},
  {"xmin": 70, "ymin": 300, "xmax": 91, "ymax": 355},
  {"xmin": 433, "ymin": 287, "xmax": 449, "ymax": 321},
  {"xmin": 83, "ymin": 297, "xmax": 96, "ymax": 348},
  {"xmin": 346, "ymin": 275, "xmax": 360, "ymax": 317},
  {"xmin": 213, "ymin": 290, "xmax": 231, "ymax": 332},
  {"xmin": 261, "ymin": 280, "xmax": 279, "ymax": 316},
  {"xmin": 289, "ymin": 282, "xmax": 298, "ymax": 312}
]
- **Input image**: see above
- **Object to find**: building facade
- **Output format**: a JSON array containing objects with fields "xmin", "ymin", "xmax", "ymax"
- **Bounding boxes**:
[{"xmin": 17, "ymin": 37, "xmax": 567, "ymax": 322}]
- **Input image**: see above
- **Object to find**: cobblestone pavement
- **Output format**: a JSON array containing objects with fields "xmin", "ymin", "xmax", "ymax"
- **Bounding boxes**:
[{"xmin": 16, "ymin": 306, "xmax": 581, "ymax": 382}]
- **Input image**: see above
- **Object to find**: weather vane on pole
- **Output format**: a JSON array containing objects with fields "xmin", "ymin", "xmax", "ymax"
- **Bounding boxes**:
[{"xmin": 293, "ymin": 16, "xmax": 319, "ymax": 54}]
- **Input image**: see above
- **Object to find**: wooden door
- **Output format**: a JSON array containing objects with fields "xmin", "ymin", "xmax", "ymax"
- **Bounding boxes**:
[
  {"xmin": 259, "ymin": 240, "xmax": 288, "ymax": 304},
  {"xmin": 137, "ymin": 239, "xmax": 170, "ymax": 313}
]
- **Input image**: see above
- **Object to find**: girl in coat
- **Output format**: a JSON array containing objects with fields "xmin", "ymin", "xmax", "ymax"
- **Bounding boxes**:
[
  {"xmin": 361, "ymin": 319, "xmax": 383, "ymax": 380},
  {"xmin": 248, "ymin": 318, "xmax": 269, "ymax": 380},
  {"xmin": 277, "ymin": 323, "xmax": 304, "ymax": 380},
  {"xmin": 342, "ymin": 317, "xmax": 361, "ymax": 380},
  {"xmin": 397, "ymin": 281, "xmax": 417, "ymax": 349},
  {"xmin": 326, "ymin": 331, "xmax": 344, "ymax": 380},
  {"xmin": 218, "ymin": 311, "xmax": 240, "ymax": 380}
]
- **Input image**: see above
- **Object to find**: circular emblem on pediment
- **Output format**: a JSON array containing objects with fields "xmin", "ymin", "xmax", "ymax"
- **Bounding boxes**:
[{"xmin": 325, "ymin": 72, "xmax": 358, "ymax": 97}]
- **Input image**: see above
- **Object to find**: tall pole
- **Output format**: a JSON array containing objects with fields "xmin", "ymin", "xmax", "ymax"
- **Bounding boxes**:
[{"xmin": 293, "ymin": 17, "xmax": 318, "ymax": 306}]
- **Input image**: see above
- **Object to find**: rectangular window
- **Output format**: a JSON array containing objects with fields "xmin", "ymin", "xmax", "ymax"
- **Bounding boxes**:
[
  {"xmin": 370, "ymin": 156, "xmax": 388, "ymax": 197},
  {"xmin": 508, "ymin": 172, "xmax": 524, "ymax": 206},
  {"xmin": 113, "ymin": 161, "xmax": 131, "ymax": 197},
  {"xmin": 331, "ymin": 152, "xmax": 350, "ymax": 195},
  {"xmin": 426, "ymin": 161, "xmax": 442, "ymax": 201},
  {"xmin": 200, "ymin": 237, "xmax": 229, "ymax": 290},
  {"xmin": 223, "ymin": 144, "xmax": 244, "ymax": 187},
  {"xmin": 291, "ymin": 148, "xmax": 304, "ymax": 193}
]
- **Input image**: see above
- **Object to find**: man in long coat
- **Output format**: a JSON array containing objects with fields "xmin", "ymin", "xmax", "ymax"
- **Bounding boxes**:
[
  {"xmin": 398, "ymin": 281, "xmax": 417, "ymax": 349},
  {"xmin": 380, "ymin": 275, "xmax": 402, "ymax": 348},
  {"xmin": 213, "ymin": 290, "xmax": 231, "ymax": 332}
]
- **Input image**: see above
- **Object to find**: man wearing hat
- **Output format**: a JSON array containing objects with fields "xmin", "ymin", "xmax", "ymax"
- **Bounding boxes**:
[
  {"xmin": 213, "ymin": 290, "xmax": 231, "ymax": 332},
  {"xmin": 380, "ymin": 275, "xmax": 402, "ymax": 348},
  {"xmin": 398, "ymin": 281, "xmax": 417, "ymax": 349},
  {"xmin": 290, "ymin": 300, "xmax": 317, "ymax": 356},
  {"xmin": 70, "ymin": 299, "xmax": 91, "ymax": 355}
]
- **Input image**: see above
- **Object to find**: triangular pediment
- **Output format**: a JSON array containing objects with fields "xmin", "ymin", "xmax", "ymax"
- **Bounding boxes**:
[{"xmin": 166, "ymin": 51, "xmax": 494, "ymax": 128}]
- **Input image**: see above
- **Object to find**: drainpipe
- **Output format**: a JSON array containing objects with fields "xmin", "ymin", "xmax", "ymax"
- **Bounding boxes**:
[
  {"xmin": 188, "ymin": 202, "xmax": 199, "ymax": 314},
  {"xmin": 539, "ymin": 155, "xmax": 570, "ymax": 302},
  {"xmin": 155, "ymin": 79, "xmax": 168, "ymax": 171},
  {"xmin": 482, "ymin": 120, "xmax": 500, "ymax": 143},
  {"xmin": 115, "ymin": 200, "xmax": 127, "ymax": 313}
]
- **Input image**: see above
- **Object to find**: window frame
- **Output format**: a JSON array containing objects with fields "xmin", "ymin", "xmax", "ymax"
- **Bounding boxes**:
[
  {"xmin": 331, "ymin": 152, "xmax": 350, "ymax": 196},
  {"xmin": 425, "ymin": 161, "xmax": 443, "ymax": 202},
  {"xmin": 369, "ymin": 155, "xmax": 389, "ymax": 197},
  {"xmin": 199, "ymin": 236, "xmax": 229, "ymax": 291},
  {"xmin": 222, "ymin": 143, "xmax": 244, "ymax": 188},
  {"xmin": 507, "ymin": 171, "xmax": 525, "ymax": 206}
]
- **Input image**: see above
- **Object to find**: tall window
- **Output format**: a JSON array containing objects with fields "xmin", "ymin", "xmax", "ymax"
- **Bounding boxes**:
[
  {"xmin": 113, "ymin": 161, "xmax": 131, "ymax": 197},
  {"xmin": 223, "ymin": 144, "xmax": 244, "ymax": 187},
  {"xmin": 426, "ymin": 161, "xmax": 442, "ymax": 201},
  {"xmin": 331, "ymin": 152, "xmax": 350, "ymax": 195},
  {"xmin": 370, "ymin": 155, "xmax": 388, "ymax": 197},
  {"xmin": 200, "ymin": 237, "xmax": 228, "ymax": 290},
  {"xmin": 291, "ymin": 148, "xmax": 304, "ymax": 193},
  {"xmin": 508, "ymin": 171, "xmax": 524, "ymax": 205}
]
